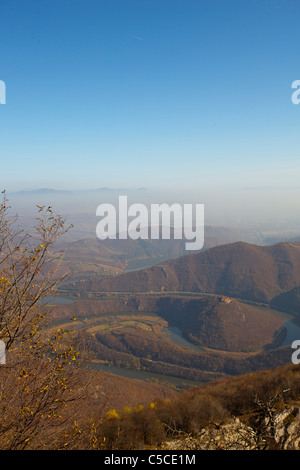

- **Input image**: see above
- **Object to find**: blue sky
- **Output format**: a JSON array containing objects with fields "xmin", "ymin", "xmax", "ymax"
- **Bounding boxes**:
[{"xmin": 1, "ymin": 0, "xmax": 300, "ymax": 220}]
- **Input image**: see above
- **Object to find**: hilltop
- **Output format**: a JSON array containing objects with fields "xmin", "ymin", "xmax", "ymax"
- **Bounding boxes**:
[{"xmin": 155, "ymin": 295, "xmax": 284, "ymax": 352}]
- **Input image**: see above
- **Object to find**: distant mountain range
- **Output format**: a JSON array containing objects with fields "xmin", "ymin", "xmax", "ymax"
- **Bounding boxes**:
[{"xmin": 10, "ymin": 187, "xmax": 147, "ymax": 195}]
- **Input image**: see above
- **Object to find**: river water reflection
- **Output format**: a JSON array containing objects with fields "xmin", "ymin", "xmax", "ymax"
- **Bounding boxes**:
[{"xmin": 279, "ymin": 320, "xmax": 300, "ymax": 346}]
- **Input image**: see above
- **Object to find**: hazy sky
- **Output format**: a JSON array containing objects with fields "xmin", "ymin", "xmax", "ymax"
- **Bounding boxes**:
[{"xmin": 1, "ymin": 0, "xmax": 300, "ymax": 225}]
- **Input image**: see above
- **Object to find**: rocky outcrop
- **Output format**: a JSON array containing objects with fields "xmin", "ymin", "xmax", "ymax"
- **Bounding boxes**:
[
  {"xmin": 270, "ymin": 405, "xmax": 300, "ymax": 449},
  {"xmin": 160, "ymin": 418, "xmax": 257, "ymax": 450},
  {"xmin": 158, "ymin": 404, "xmax": 300, "ymax": 450}
]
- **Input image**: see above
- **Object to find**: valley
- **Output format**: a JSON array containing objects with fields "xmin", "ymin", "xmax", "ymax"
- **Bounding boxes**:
[
  {"xmin": 42, "ymin": 238, "xmax": 300, "ymax": 393},
  {"xmin": 47, "ymin": 291, "xmax": 292, "ymax": 390},
  {"xmin": 50, "ymin": 225, "xmax": 259, "ymax": 281}
]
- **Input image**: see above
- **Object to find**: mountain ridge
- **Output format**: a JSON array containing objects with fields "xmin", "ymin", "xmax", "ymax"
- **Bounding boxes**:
[{"xmin": 72, "ymin": 240, "xmax": 300, "ymax": 304}]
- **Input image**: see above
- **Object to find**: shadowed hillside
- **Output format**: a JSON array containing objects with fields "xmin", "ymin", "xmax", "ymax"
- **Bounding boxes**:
[
  {"xmin": 155, "ymin": 296, "xmax": 284, "ymax": 352},
  {"xmin": 71, "ymin": 241, "xmax": 300, "ymax": 304}
]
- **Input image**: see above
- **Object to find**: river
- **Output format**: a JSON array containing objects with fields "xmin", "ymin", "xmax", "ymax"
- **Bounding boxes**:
[
  {"xmin": 89, "ymin": 362, "xmax": 204, "ymax": 389},
  {"xmin": 279, "ymin": 320, "xmax": 300, "ymax": 346}
]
